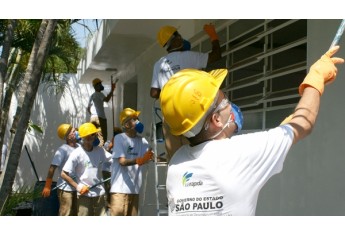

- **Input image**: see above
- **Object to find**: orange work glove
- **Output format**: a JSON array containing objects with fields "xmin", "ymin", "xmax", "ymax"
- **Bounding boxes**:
[
  {"xmin": 77, "ymin": 183, "xmax": 89, "ymax": 195},
  {"xmin": 204, "ymin": 24, "xmax": 219, "ymax": 42},
  {"xmin": 299, "ymin": 46, "xmax": 344, "ymax": 96},
  {"xmin": 42, "ymin": 178, "xmax": 53, "ymax": 197},
  {"xmin": 136, "ymin": 150, "xmax": 154, "ymax": 166}
]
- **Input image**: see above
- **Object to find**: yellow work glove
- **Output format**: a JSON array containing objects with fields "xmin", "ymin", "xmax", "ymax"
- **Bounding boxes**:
[
  {"xmin": 299, "ymin": 46, "xmax": 344, "ymax": 96},
  {"xmin": 42, "ymin": 178, "xmax": 53, "ymax": 197},
  {"xmin": 77, "ymin": 183, "xmax": 89, "ymax": 195},
  {"xmin": 204, "ymin": 24, "xmax": 219, "ymax": 42},
  {"xmin": 136, "ymin": 150, "xmax": 154, "ymax": 166}
]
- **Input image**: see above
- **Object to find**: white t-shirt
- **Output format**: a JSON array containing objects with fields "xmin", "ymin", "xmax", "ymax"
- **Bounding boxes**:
[
  {"xmin": 88, "ymin": 91, "xmax": 106, "ymax": 119},
  {"xmin": 151, "ymin": 51, "xmax": 208, "ymax": 90},
  {"xmin": 110, "ymin": 133, "xmax": 149, "ymax": 194},
  {"xmin": 63, "ymin": 146, "xmax": 112, "ymax": 197},
  {"xmin": 166, "ymin": 125, "xmax": 294, "ymax": 216},
  {"xmin": 102, "ymin": 150, "xmax": 113, "ymax": 172},
  {"xmin": 51, "ymin": 143, "xmax": 79, "ymax": 191}
]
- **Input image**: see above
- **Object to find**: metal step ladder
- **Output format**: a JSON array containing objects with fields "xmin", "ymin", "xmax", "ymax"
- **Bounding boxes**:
[{"xmin": 151, "ymin": 99, "xmax": 168, "ymax": 216}]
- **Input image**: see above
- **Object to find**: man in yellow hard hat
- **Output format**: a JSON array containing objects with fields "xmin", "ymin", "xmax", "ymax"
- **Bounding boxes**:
[
  {"xmin": 41, "ymin": 123, "xmax": 79, "ymax": 216},
  {"xmin": 108, "ymin": 108, "xmax": 154, "ymax": 216},
  {"xmin": 61, "ymin": 122, "xmax": 112, "ymax": 216},
  {"xmin": 150, "ymin": 24, "xmax": 222, "ymax": 162},
  {"xmin": 87, "ymin": 78, "xmax": 116, "ymax": 146},
  {"xmin": 160, "ymin": 46, "xmax": 344, "ymax": 216}
]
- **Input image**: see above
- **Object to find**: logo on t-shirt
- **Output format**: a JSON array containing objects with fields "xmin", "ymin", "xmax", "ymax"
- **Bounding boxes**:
[
  {"xmin": 182, "ymin": 171, "xmax": 203, "ymax": 187},
  {"xmin": 126, "ymin": 146, "xmax": 138, "ymax": 156}
]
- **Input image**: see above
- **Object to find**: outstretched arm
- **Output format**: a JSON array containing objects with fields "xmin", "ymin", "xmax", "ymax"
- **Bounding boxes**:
[
  {"xmin": 104, "ymin": 82, "xmax": 116, "ymax": 102},
  {"xmin": 285, "ymin": 46, "xmax": 344, "ymax": 143},
  {"xmin": 204, "ymin": 24, "xmax": 222, "ymax": 65}
]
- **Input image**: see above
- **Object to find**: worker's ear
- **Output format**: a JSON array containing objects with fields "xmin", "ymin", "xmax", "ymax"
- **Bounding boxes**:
[
  {"xmin": 210, "ymin": 113, "xmax": 223, "ymax": 128},
  {"xmin": 123, "ymin": 121, "xmax": 131, "ymax": 129}
]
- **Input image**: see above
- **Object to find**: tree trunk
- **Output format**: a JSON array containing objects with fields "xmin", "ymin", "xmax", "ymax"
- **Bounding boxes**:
[
  {"xmin": 0, "ymin": 20, "xmax": 16, "ymax": 173},
  {"xmin": 0, "ymin": 49, "xmax": 23, "ymax": 170},
  {"xmin": 0, "ymin": 19, "xmax": 16, "ymax": 102},
  {"xmin": 0, "ymin": 48, "xmax": 23, "ymax": 137},
  {"xmin": 0, "ymin": 19, "xmax": 58, "ymax": 213}
]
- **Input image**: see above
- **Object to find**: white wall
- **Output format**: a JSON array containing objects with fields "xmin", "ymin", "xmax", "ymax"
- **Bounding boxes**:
[
  {"xmin": 14, "ymin": 74, "xmax": 98, "ymax": 188},
  {"xmin": 256, "ymin": 19, "xmax": 345, "ymax": 215}
]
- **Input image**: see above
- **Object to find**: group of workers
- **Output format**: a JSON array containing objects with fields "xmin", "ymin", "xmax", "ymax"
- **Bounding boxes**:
[
  {"xmin": 40, "ymin": 23, "xmax": 220, "ymax": 216},
  {"xmin": 42, "ymin": 107, "xmax": 153, "ymax": 216},
  {"xmin": 42, "ymin": 22, "xmax": 344, "ymax": 216}
]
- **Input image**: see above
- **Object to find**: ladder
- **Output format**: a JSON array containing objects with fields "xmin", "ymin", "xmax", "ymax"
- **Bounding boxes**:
[{"xmin": 151, "ymin": 99, "xmax": 168, "ymax": 216}]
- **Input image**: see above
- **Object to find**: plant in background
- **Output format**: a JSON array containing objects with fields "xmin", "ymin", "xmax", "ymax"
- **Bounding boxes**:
[
  {"xmin": 1, "ymin": 184, "xmax": 34, "ymax": 216},
  {"xmin": 27, "ymin": 120, "xmax": 43, "ymax": 134}
]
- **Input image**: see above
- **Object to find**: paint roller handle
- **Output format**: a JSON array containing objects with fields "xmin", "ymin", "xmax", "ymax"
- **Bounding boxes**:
[
  {"xmin": 110, "ymin": 76, "xmax": 118, "ymax": 90},
  {"xmin": 330, "ymin": 19, "xmax": 345, "ymax": 49},
  {"xmin": 88, "ymin": 177, "xmax": 111, "ymax": 190},
  {"xmin": 51, "ymin": 175, "xmax": 77, "ymax": 191}
]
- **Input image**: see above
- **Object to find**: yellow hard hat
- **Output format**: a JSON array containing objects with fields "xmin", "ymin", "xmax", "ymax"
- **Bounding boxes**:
[
  {"xmin": 57, "ymin": 124, "xmax": 72, "ymax": 140},
  {"xmin": 120, "ymin": 108, "xmax": 141, "ymax": 125},
  {"xmin": 160, "ymin": 68, "xmax": 228, "ymax": 136},
  {"xmin": 92, "ymin": 78, "xmax": 102, "ymax": 86},
  {"xmin": 157, "ymin": 25, "xmax": 177, "ymax": 47},
  {"xmin": 78, "ymin": 122, "xmax": 101, "ymax": 138}
]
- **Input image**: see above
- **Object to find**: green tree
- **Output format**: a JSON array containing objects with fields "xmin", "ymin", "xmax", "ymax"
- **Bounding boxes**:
[
  {"xmin": 0, "ymin": 20, "xmax": 58, "ymax": 212},
  {"xmin": 0, "ymin": 19, "xmax": 82, "ymax": 157},
  {"xmin": 0, "ymin": 19, "xmax": 83, "ymax": 212}
]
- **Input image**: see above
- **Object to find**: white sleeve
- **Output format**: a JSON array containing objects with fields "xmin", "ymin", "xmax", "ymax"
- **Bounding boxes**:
[
  {"xmin": 151, "ymin": 61, "xmax": 160, "ymax": 88},
  {"xmin": 62, "ymin": 150, "xmax": 77, "ymax": 174},
  {"xmin": 102, "ymin": 148, "xmax": 113, "ymax": 172},
  {"xmin": 113, "ymin": 135, "xmax": 126, "ymax": 159},
  {"xmin": 238, "ymin": 125, "xmax": 294, "ymax": 184},
  {"xmin": 87, "ymin": 94, "xmax": 93, "ymax": 108}
]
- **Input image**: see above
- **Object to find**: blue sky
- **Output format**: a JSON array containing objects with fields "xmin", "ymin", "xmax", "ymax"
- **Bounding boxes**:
[{"xmin": 71, "ymin": 20, "xmax": 99, "ymax": 48}]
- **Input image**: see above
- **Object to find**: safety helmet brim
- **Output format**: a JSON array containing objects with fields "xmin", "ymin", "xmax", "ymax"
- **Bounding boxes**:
[
  {"xmin": 78, "ymin": 122, "xmax": 101, "ymax": 138},
  {"xmin": 157, "ymin": 25, "xmax": 178, "ymax": 47},
  {"xmin": 120, "ymin": 108, "xmax": 141, "ymax": 125},
  {"xmin": 57, "ymin": 124, "xmax": 72, "ymax": 140}
]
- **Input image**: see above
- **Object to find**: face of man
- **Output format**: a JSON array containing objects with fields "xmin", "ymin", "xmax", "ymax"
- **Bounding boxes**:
[
  {"xmin": 205, "ymin": 90, "xmax": 236, "ymax": 139},
  {"xmin": 167, "ymin": 32, "xmax": 183, "ymax": 51},
  {"xmin": 214, "ymin": 91, "xmax": 236, "ymax": 138},
  {"xmin": 82, "ymin": 133, "xmax": 97, "ymax": 150},
  {"xmin": 66, "ymin": 128, "xmax": 76, "ymax": 143},
  {"xmin": 94, "ymin": 82, "xmax": 104, "ymax": 92}
]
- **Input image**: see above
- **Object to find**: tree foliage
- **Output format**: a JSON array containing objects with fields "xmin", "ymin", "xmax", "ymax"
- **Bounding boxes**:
[{"xmin": 0, "ymin": 19, "xmax": 86, "ymax": 213}]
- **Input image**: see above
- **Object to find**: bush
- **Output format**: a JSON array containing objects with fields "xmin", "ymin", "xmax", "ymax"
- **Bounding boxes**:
[{"xmin": 1, "ymin": 185, "xmax": 36, "ymax": 216}]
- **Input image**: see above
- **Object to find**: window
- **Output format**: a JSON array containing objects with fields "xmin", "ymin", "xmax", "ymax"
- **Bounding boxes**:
[{"xmin": 196, "ymin": 19, "xmax": 307, "ymax": 131}]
